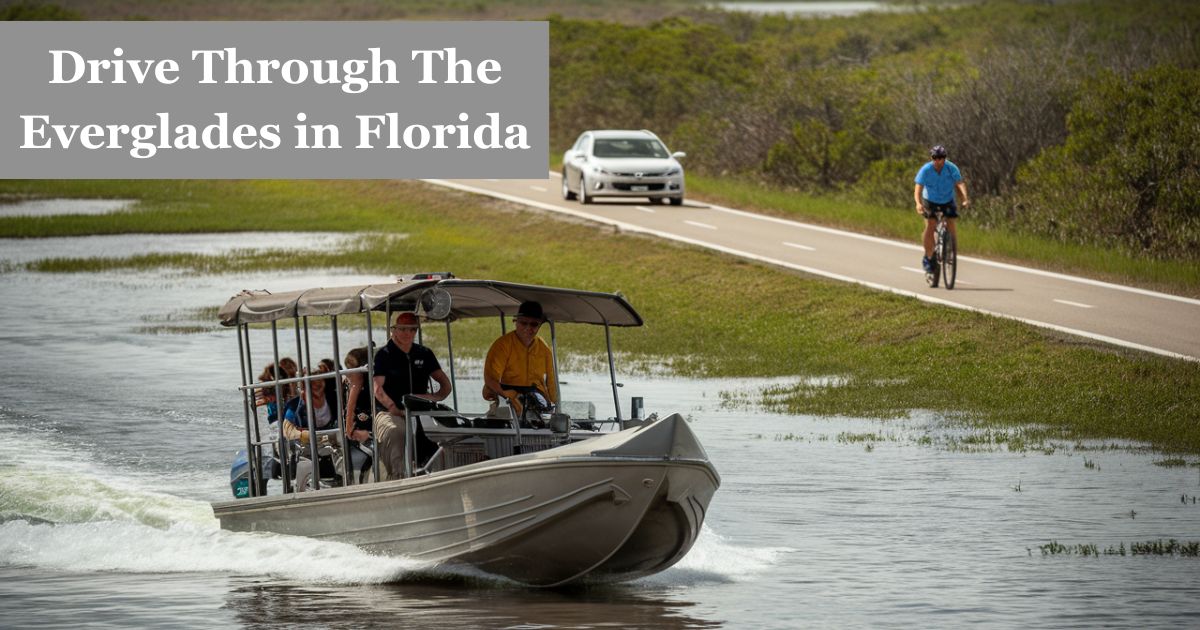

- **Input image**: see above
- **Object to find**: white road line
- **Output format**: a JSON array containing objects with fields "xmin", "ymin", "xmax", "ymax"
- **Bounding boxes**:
[
  {"xmin": 685, "ymin": 220, "xmax": 717, "ymax": 230},
  {"xmin": 551, "ymin": 170, "xmax": 1197, "ymax": 306},
  {"xmin": 635, "ymin": 206, "xmax": 657, "ymax": 213},
  {"xmin": 1054, "ymin": 299, "xmax": 1095, "ymax": 309},
  {"xmin": 783, "ymin": 241, "xmax": 815, "ymax": 251},
  {"xmin": 530, "ymin": 185, "xmax": 548, "ymax": 192},
  {"xmin": 699, "ymin": 199, "xmax": 1200, "ymax": 307},
  {"xmin": 423, "ymin": 178, "xmax": 1197, "ymax": 362}
]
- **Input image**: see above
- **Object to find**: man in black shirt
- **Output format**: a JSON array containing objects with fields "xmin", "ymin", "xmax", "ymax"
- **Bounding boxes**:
[{"xmin": 372, "ymin": 312, "xmax": 451, "ymax": 480}]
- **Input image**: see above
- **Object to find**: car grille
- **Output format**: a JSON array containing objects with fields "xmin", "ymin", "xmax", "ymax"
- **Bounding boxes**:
[
  {"xmin": 614, "ymin": 171, "xmax": 667, "ymax": 177},
  {"xmin": 612, "ymin": 183, "xmax": 667, "ymax": 191}
]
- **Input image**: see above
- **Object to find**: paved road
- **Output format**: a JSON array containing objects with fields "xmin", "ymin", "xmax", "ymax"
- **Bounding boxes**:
[{"xmin": 426, "ymin": 174, "xmax": 1200, "ymax": 362}]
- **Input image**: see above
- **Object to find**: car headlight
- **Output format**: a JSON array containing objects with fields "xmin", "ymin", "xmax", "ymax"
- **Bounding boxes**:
[
  {"xmin": 593, "ymin": 166, "xmax": 612, "ymax": 175},
  {"xmin": 664, "ymin": 168, "xmax": 681, "ymax": 177}
]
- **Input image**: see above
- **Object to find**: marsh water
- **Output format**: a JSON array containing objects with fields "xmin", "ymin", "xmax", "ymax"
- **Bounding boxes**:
[{"xmin": 1, "ymin": 220, "xmax": 1198, "ymax": 628}]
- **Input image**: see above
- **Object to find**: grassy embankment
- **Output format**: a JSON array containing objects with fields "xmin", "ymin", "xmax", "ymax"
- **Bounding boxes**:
[{"xmin": 1, "ymin": 178, "xmax": 1198, "ymax": 453}]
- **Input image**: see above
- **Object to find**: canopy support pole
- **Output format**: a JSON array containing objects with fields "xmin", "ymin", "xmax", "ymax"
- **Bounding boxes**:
[
  {"xmin": 331, "ymin": 316, "xmax": 352, "ymax": 485},
  {"xmin": 365, "ymin": 309, "xmax": 381, "ymax": 483},
  {"xmin": 302, "ymin": 316, "xmax": 320, "ymax": 490},
  {"xmin": 605, "ymin": 322, "xmax": 622, "ymax": 421},
  {"xmin": 271, "ymin": 320, "xmax": 292, "ymax": 495},
  {"xmin": 445, "ymin": 320, "xmax": 458, "ymax": 410},
  {"xmin": 237, "ymin": 324, "xmax": 262, "ymax": 497},
  {"xmin": 549, "ymin": 320, "xmax": 562, "ymax": 409}
]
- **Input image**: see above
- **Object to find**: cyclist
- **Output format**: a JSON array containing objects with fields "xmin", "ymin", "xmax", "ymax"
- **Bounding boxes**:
[{"xmin": 914, "ymin": 145, "xmax": 969, "ymax": 274}]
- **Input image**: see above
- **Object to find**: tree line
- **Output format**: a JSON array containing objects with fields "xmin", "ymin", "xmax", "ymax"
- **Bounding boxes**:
[
  {"xmin": 7, "ymin": 0, "xmax": 1197, "ymax": 259},
  {"xmin": 550, "ymin": 1, "xmax": 1199, "ymax": 260}
]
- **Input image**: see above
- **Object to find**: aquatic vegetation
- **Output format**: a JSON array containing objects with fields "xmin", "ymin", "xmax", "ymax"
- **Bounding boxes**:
[
  {"xmin": 134, "ymin": 325, "xmax": 215, "ymax": 335},
  {"xmin": 1039, "ymin": 540, "xmax": 1200, "ymax": 557},
  {"xmin": 1153, "ymin": 458, "xmax": 1192, "ymax": 468},
  {"xmin": 134, "ymin": 306, "xmax": 222, "ymax": 335},
  {"xmin": 835, "ymin": 431, "xmax": 895, "ymax": 444}
]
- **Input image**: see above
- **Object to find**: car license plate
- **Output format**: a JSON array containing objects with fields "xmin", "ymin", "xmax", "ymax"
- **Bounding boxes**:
[{"xmin": 631, "ymin": 185, "xmax": 648, "ymax": 192}]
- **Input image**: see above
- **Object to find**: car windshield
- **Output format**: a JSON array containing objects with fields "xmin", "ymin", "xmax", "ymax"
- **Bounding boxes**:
[{"xmin": 592, "ymin": 138, "xmax": 669, "ymax": 159}]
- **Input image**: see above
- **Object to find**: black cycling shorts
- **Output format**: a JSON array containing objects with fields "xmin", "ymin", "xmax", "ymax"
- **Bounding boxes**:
[{"xmin": 921, "ymin": 199, "xmax": 958, "ymax": 219}]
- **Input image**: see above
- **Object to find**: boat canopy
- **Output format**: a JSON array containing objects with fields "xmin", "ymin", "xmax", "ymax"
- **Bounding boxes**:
[{"xmin": 218, "ymin": 278, "xmax": 644, "ymax": 327}]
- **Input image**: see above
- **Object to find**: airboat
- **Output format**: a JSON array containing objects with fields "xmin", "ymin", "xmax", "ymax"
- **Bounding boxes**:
[{"xmin": 210, "ymin": 274, "xmax": 719, "ymax": 587}]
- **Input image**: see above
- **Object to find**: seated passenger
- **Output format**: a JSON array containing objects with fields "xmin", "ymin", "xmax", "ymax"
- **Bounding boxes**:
[
  {"xmin": 343, "ymin": 346, "xmax": 373, "ymax": 444},
  {"xmin": 283, "ymin": 367, "xmax": 367, "ymax": 490},
  {"xmin": 372, "ymin": 313, "xmax": 452, "ymax": 480},
  {"xmin": 255, "ymin": 363, "xmax": 279, "ymax": 419},
  {"xmin": 483, "ymin": 301, "xmax": 558, "ymax": 417},
  {"xmin": 277, "ymin": 356, "xmax": 300, "ymax": 407}
]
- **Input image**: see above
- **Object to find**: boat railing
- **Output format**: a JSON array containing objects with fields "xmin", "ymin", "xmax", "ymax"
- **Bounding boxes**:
[
  {"xmin": 410, "ymin": 401, "xmax": 636, "ymax": 472},
  {"xmin": 237, "ymin": 367, "xmax": 368, "ymax": 394}
]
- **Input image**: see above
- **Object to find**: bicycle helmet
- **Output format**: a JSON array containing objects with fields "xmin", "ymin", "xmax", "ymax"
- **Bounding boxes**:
[{"xmin": 930, "ymin": 145, "xmax": 948, "ymax": 159}]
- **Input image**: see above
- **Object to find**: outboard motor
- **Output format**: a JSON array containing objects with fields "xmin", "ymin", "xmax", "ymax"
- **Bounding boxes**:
[
  {"xmin": 230, "ymin": 449, "xmax": 252, "ymax": 498},
  {"xmin": 229, "ymin": 449, "xmax": 269, "ymax": 498}
]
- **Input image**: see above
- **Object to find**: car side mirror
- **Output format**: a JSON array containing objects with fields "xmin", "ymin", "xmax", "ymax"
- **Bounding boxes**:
[{"xmin": 671, "ymin": 151, "xmax": 686, "ymax": 159}]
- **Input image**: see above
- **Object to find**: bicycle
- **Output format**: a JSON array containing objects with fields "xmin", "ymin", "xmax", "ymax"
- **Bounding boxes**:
[{"xmin": 925, "ymin": 210, "xmax": 957, "ymax": 290}]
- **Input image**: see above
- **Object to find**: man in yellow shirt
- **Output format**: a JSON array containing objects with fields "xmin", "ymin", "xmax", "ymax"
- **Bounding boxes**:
[{"xmin": 483, "ymin": 301, "xmax": 558, "ymax": 415}]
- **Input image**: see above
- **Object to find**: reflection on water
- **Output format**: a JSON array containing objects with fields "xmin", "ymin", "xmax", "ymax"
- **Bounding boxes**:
[
  {"xmin": 224, "ymin": 580, "xmax": 720, "ymax": 629},
  {"xmin": 0, "ymin": 198, "xmax": 134, "ymax": 217},
  {"xmin": 1, "ymin": 231, "xmax": 1199, "ymax": 627}
]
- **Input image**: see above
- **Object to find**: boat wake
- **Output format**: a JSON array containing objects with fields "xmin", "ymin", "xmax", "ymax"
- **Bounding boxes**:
[
  {"xmin": 0, "ymin": 430, "xmax": 428, "ymax": 585},
  {"xmin": 0, "ymin": 421, "xmax": 775, "ymax": 589},
  {"xmin": 0, "ymin": 519, "xmax": 429, "ymax": 584},
  {"xmin": 636, "ymin": 525, "xmax": 793, "ymax": 587}
]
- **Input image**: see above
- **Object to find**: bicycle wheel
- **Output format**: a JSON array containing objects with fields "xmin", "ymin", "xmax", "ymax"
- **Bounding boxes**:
[{"xmin": 941, "ymin": 229, "xmax": 957, "ymax": 289}]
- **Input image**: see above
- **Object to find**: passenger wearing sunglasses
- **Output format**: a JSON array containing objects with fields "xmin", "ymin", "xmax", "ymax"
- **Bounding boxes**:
[
  {"xmin": 483, "ymin": 301, "xmax": 557, "ymax": 417},
  {"xmin": 372, "ymin": 311, "xmax": 451, "ymax": 479}
]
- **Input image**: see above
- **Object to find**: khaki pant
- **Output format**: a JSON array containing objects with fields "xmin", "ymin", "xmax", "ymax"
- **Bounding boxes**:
[{"xmin": 374, "ymin": 411, "xmax": 406, "ymax": 481}]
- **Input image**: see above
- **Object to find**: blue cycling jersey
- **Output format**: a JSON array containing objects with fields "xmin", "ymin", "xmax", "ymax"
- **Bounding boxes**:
[{"xmin": 915, "ymin": 160, "xmax": 962, "ymax": 204}]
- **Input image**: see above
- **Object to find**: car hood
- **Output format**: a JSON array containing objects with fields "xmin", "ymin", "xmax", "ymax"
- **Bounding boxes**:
[{"xmin": 591, "ymin": 157, "xmax": 679, "ymax": 174}]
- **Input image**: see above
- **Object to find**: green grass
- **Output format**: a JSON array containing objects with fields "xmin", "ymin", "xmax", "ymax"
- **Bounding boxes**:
[
  {"xmin": 686, "ymin": 175, "xmax": 1200, "ymax": 296},
  {"xmin": 1, "ymin": 178, "xmax": 1198, "ymax": 452}
]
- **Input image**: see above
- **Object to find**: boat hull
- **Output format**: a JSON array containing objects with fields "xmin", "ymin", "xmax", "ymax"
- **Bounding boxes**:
[{"xmin": 212, "ymin": 414, "xmax": 718, "ymax": 586}]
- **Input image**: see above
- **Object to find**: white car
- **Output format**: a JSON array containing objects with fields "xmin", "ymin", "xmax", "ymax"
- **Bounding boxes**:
[{"xmin": 562, "ymin": 130, "xmax": 685, "ymax": 205}]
